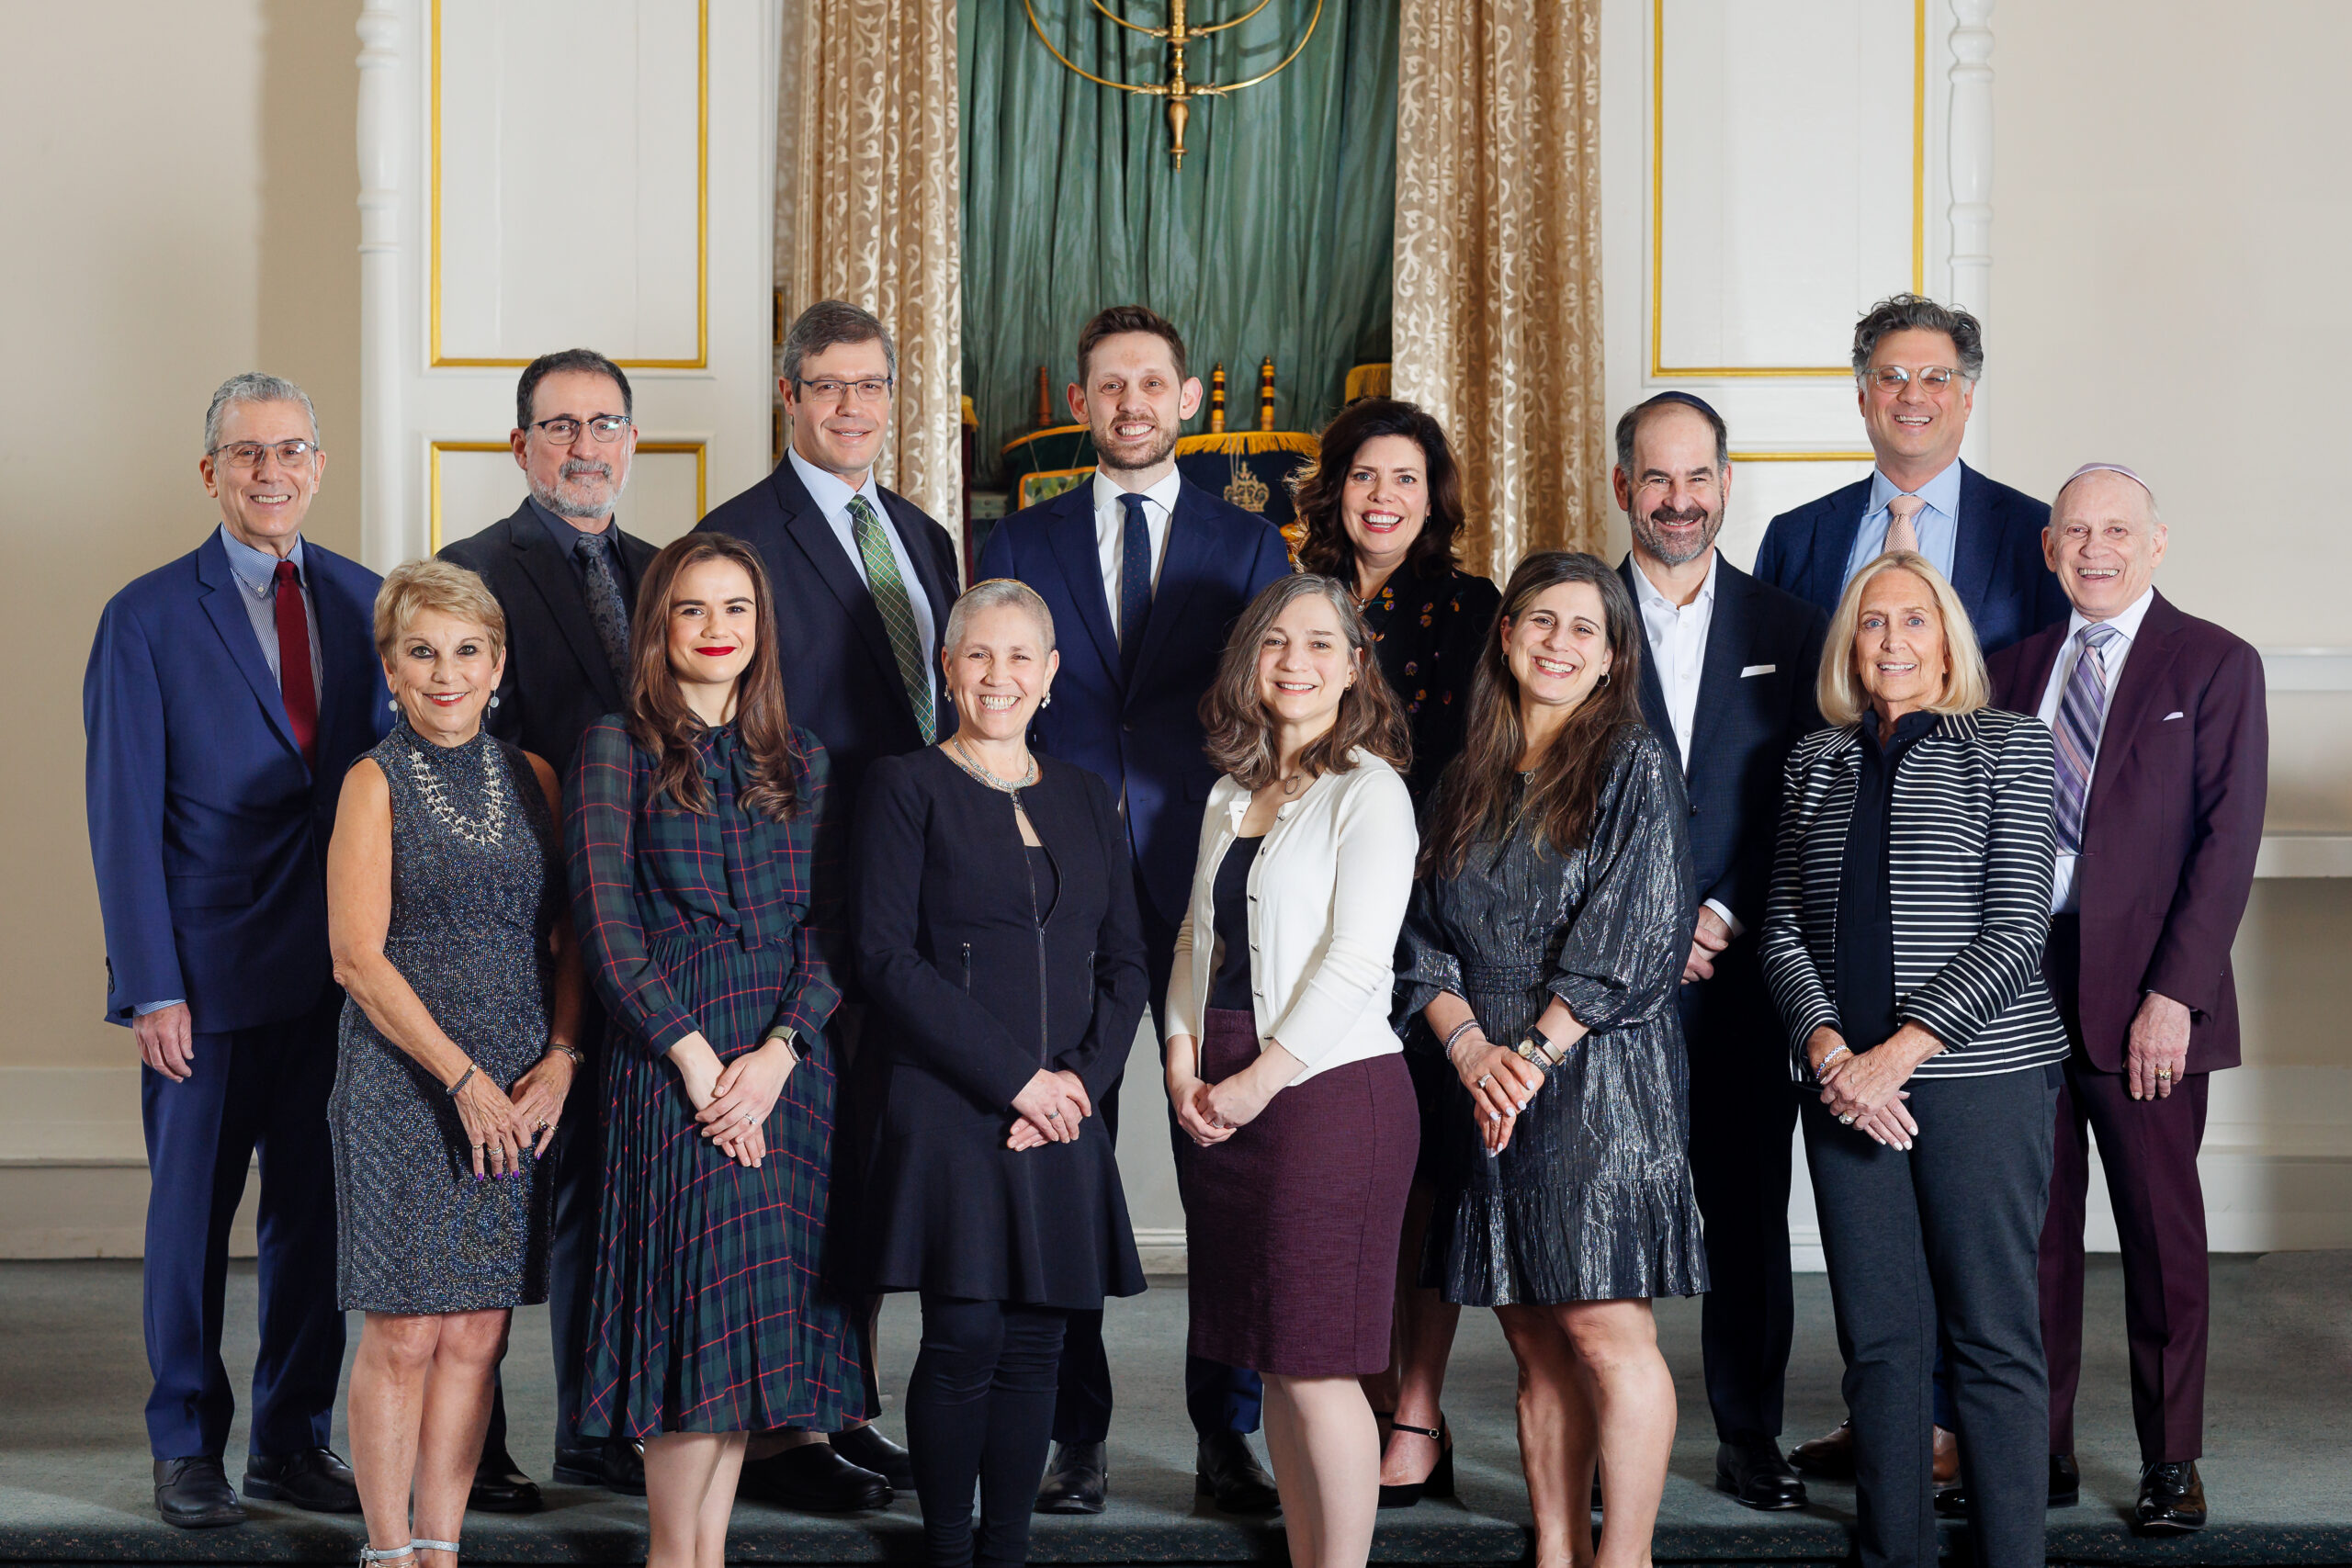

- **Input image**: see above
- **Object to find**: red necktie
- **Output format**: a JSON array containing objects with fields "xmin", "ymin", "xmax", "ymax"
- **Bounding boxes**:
[{"xmin": 273, "ymin": 559, "xmax": 320, "ymax": 769}]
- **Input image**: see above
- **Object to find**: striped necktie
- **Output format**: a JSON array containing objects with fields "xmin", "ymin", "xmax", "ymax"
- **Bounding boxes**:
[
  {"xmin": 847, "ymin": 493, "xmax": 936, "ymax": 744},
  {"xmin": 2052, "ymin": 621, "xmax": 2121, "ymax": 853}
]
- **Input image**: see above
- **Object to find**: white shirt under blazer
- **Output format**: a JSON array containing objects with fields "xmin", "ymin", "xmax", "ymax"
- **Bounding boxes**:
[
  {"xmin": 1165, "ymin": 751, "xmax": 1418, "ymax": 1087},
  {"xmin": 1758, "ymin": 707, "xmax": 2070, "ymax": 1081}
]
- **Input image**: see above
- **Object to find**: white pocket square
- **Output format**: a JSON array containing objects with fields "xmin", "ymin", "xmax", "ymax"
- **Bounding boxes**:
[
  {"xmin": 1740, "ymin": 664, "xmax": 1776, "ymax": 677},
  {"xmin": 2164, "ymin": 711, "xmax": 2185, "ymax": 721}
]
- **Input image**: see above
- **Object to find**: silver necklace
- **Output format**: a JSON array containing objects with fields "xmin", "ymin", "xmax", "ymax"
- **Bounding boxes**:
[
  {"xmin": 405, "ymin": 732, "xmax": 506, "ymax": 846},
  {"xmin": 948, "ymin": 738, "xmax": 1038, "ymax": 793}
]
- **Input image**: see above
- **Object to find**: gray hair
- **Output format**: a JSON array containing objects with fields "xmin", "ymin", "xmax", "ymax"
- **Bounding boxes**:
[
  {"xmin": 781, "ymin": 299, "xmax": 897, "ymax": 387},
  {"xmin": 205, "ymin": 372, "xmax": 321, "ymax": 452},
  {"xmin": 944, "ymin": 578, "xmax": 1056, "ymax": 656},
  {"xmin": 1851, "ymin": 294, "xmax": 1985, "ymax": 381}
]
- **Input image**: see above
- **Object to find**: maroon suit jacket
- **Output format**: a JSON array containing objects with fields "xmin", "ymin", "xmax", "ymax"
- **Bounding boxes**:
[{"xmin": 1987, "ymin": 591, "xmax": 2267, "ymax": 1074}]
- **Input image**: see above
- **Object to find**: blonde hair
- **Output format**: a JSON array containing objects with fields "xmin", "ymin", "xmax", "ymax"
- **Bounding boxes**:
[
  {"xmin": 1816, "ymin": 549, "xmax": 1988, "ymax": 728},
  {"xmin": 373, "ymin": 559, "xmax": 508, "ymax": 664}
]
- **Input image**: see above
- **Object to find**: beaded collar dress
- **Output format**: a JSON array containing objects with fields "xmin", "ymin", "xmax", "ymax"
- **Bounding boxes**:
[{"xmin": 328, "ymin": 717, "xmax": 561, "ymax": 1314}]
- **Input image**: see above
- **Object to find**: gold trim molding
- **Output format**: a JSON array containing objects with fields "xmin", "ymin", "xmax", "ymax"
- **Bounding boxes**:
[
  {"xmin": 428, "ymin": 438, "xmax": 709, "ymax": 552},
  {"xmin": 1725, "ymin": 450, "xmax": 1876, "ymax": 464},
  {"xmin": 1656, "ymin": 0, "xmax": 1928, "ymax": 378},
  {"xmin": 429, "ymin": 0, "xmax": 709, "ymax": 369}
]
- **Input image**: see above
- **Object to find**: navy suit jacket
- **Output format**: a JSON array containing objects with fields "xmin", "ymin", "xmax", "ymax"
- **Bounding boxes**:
[
  {"xmin": 1986, "ymin": 592, "xmax": 2267, "ymax": 1074},
  {"xmin": 694, "ymin": 457, "xmax": 961, "ymax": 814},
  {"xmin": 977, "ymin": 478, "xmax": 1293, "ymax": 928},
  {"xmin": 84, "ymin": 530, "xmax": 389, "ymax": 1032},
  {"xmin": 1751, "ymin": 461, "xmax": 2066, "ymax": 655}
]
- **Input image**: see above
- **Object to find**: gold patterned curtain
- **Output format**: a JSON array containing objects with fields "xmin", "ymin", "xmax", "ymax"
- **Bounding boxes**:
[
  {"xmin": 1392, "ymin": 0, "xmax": 1607, "ymax": 575},
  {"xmin": 776, "ymin": 0, "xmax": 963, "ymax": 537}
]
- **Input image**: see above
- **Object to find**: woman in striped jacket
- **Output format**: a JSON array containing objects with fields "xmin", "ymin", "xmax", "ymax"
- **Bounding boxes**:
[{"xmin": 1758, "ymin": 549, "xmax": 2065, "ymax": 1568}]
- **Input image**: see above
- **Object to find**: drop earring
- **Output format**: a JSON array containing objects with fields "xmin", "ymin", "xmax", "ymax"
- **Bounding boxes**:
[
  {"xmin": 489, "ymin": 693, "xmax": 501, "ymax": 708},
  {"xmin": 387, "ymin": 697, "xmax": 399, "ymax": 713},
  {"xmin": 1041, "ymin": 689, "xmax": 1052, "ymax": 708}
]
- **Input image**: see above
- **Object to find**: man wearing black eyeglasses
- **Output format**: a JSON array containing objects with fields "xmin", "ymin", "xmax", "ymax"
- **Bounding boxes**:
[{"xmin": 438, "ymin": 346, "xmax": 660, "ymax": 1506}]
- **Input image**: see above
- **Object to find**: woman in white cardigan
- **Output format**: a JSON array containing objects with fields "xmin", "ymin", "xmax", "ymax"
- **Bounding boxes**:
[{"xmin": 1163, "ymin": 572, "xmax": 1419, "ymax": 1568}]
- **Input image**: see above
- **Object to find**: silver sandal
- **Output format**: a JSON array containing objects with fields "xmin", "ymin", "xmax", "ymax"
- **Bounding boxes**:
[
  {"xmin": 358, "ymin": 1547, "xmax": 414, "ymax": 1568},
  {"xmin": 413, "ymin": 1541, "xmax": 460, "ymax": 1560}
]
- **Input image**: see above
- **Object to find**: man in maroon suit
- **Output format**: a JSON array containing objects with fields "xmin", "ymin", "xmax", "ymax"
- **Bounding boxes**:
[{"xmin": 1986, "ymin": 463, "xmax": 2266, "ymax": 1537}]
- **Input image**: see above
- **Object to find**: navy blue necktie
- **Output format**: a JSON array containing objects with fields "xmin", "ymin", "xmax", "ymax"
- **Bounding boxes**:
[{"xmin": 1119, "ymin": 492, "xmax": 1153, "ymax": 683}]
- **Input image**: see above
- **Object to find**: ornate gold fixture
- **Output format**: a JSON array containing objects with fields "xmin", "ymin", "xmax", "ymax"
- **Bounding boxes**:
[{"xmin": 1023, "ymin": 0, "xmax": 1327, "ymax": 170}]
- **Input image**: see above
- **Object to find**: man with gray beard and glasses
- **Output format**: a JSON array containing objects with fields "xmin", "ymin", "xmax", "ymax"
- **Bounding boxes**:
[
  {"xmin": 438, "ymin": 347, "xmax": 659, "ymax": 1507},
  {"xmin": 1611, "ymin": 392, "xmax": 1828, "ymax": 1512}
]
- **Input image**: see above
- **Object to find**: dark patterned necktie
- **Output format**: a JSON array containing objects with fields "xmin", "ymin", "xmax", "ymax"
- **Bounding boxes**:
[
  {"xmin": 575, "ymin": 532, "xmax": 632, "ymax": 690},
  {"xmin": 2052, "ymin": 621, "xmax": 2120, "ymax": 853},
  {"xmin": 271, "ymin": 559, "xmax": 318, "ymax": 769},
  {"xmin": 848, "ymin": 493, "xmax": 936, "ymax": 744},
  {"xmin": 1119, "ymin": 491, "xmax": 1153, "ymax": 683}
]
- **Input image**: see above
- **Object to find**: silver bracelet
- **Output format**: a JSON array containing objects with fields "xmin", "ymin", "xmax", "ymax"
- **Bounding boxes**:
[
  {"xmin": 1818, "ymin": 1043, "xmax": 1852, "ymax": 1072},
  {"xmin": 547, "ymin": 1043, "xmax": 582, "ymax": 1066},
  {"xmin": 445, "ymin": 1063, "xmax": 477, "ymax": 1098},
  {"xmin": 1441, "ymin": 1018, "xmax": 1484, "ymax": 1062}
]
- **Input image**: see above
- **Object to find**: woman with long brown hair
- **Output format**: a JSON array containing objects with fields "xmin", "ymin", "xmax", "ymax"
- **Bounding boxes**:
[
  {"xmin": 566, "ymin": 535, "xmax": 867, "ymax": 1568},
  {"xmin": 1398, "ymin": 550, "xmax": 1705, "ymax": 1568}
]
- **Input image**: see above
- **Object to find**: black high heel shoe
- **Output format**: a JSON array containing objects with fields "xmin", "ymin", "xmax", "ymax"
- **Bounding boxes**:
[{"xmin": 1377, "ymin": 1417, "xmax": 1455, "ymax": 1507}]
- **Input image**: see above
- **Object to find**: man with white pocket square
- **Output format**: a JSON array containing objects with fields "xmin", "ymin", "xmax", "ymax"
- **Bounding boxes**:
[
  {"xmin": 1985, "ymin": 463, "xmax": 2267, "ymax": 1536},
  {"xmin": 1611, "ymin": 392, "xmax": 1829, "ymax": 1508}
]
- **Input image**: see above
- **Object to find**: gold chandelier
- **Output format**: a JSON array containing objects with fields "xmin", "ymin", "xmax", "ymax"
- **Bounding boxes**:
[{"xmin": 1023, "ymin": 0, "xmax": 1327, "ymax": 171}]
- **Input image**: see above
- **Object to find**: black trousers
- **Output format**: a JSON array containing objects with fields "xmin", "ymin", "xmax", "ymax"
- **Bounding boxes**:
[
  {"xmin": 908, "ymin": 1295, "xmax": 1069, "ymax": 1568},
  {"xmin": 1804, "ymin": 1066, "xmax": 2058, "ymax": 1568}
]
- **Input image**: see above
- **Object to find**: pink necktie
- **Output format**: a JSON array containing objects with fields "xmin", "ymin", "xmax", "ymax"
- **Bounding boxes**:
[{"xmin": 1884, "ymin": 493, "xmax": 1925, "ymax": 557}]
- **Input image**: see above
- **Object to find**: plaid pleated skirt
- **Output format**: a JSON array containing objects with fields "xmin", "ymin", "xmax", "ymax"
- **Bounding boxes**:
[{"xmin": 577, "ymin": 931, "xmax": 867, "ymax": 1438}]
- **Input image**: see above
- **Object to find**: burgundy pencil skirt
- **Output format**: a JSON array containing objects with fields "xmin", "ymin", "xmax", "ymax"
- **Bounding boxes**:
[{"xmin": 1178, "ymin": 1007, "xmax": 1419, "ymax": 1377}]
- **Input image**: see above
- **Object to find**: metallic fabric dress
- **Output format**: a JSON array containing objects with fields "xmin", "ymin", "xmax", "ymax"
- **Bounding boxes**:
[
  {"xmin": 329, "ymin": 720, "xmax": 560, "ymax": 1314},
  {"xmin": 1398, "ymin": 725, "xmax": 1710, "ymax": 1305}
]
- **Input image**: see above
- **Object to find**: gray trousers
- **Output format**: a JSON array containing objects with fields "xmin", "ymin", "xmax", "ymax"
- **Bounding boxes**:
[{"xmin": 1803, "ymin": 1066, "xmax": 2060, "ymax": 1568}]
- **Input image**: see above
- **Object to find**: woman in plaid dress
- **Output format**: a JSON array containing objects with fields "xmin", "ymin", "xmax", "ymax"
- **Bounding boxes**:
[{"xmin": 567, "ymin": 535, "xmax": 865, "ymax": 1568}]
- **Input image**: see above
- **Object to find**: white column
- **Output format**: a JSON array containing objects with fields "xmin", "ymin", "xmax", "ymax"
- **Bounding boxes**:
[
  {"xmin": 356, "ymin": 0, "xmax": 406, "ymax": 571},
  {"xmin": 1950, "ymin": 0, "xmax": 1995, "ymax": 466}
]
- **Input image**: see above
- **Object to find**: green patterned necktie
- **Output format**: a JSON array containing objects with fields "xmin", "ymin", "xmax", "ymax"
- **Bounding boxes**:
[{"xmin": 847, "ymin": 492, "xmax": 936, "ymax": 744}]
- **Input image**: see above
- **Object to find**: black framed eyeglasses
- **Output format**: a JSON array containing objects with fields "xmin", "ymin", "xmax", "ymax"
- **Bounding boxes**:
[
  {"xmin": 531, "ymin": 414, "xmax": 633, "ymax": 444},
  {"xmin": 792, "ymin": 377, "xmax": 895, "ymax": 405}
]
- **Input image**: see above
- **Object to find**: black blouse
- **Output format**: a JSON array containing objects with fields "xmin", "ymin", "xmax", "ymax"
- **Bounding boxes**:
[
  {"xmin": 1361, "ymin": 565, "xmax": 1503, "ymax": 803},
  {"xmin": 1833, "ymin": 709, "xmax": 1939, "ymax": 1049},
  {"xmin": 1206, "ymin": 834, "xmax": 1261, "ymax": 1013}
]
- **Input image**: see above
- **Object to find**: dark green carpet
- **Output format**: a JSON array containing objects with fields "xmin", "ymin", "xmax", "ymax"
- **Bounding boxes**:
[{"xmin": 1, "ymin": 1253, "xmax": 2345, "ymax": 1563}]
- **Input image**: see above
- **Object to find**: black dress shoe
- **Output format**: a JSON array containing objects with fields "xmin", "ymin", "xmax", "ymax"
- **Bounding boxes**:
[
  {"xmin": 467, "ymin": 1448, "xmax": 542, "ymax": 1514},
  {"xmin": 2049, "ymin": 1452, "xmax": 2081, "ymax": 1507},
  {"xmin": 243, "ymin": 1448, "xmax": 361, "ymax": 1513},
  {"xmin": 1788, "ymin": 1419, "xmax": 1856, "ymax": 1480},
  {"xmin": 737, "ymin": 1442, "xmax": 891, "ymax": 1513},
  {"xmin": 1933, "ymin": 1480, "xmax": 1971, "ymax": 1517},
  {"xmin": 1035, "ymin": 1441, "xmax": 1108, "ymax": 1515},
  {"xmin": 830, "ymin": 1424, "xmax": 915, "ymax": 1489},
  {"xmin": 155, "ymin": 1457, "xmax": 246, "ymax": 1529},
  {"xmin": 1715, "ymin": 1439, "xmax": 1808, "ymax": 1510},
  {"xmin": 552, "ymin": 1440, "xmax": 646, "ymax": 1495},
  {"xmin": 2132, "ymin": 1461, "xmax": 2206, "ymax": 1535},
  {"xmin": 1196, "ymin": 1431, "xmax": 1280, "ymax": 1514},
  {"xmin": 1376, "ymin": 1418, "xmax": 1454, "ymax": 1508}
]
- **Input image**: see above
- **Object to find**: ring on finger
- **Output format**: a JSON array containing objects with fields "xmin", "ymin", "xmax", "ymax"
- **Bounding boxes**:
[{"xmin": 1838, "ymin": 1112, "xmax": 1856, "ymax": 1126}]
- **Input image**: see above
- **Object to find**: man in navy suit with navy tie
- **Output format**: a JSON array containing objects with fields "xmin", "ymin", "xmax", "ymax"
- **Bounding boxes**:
[
  {"xmin": 978, "ymin": 305, "xmax": 1293, "ymax": 1516},
  {"xmin": 1754, "ymin": 294, "xmax": 2065, "ymax": 657},
  {"xmin": 1613, "ymin": 392, "xmax": 1827, "ymax": 1511},
  {"xmin": 85, "ymin": 375, "xmax": 389, "ymax": 1528}
]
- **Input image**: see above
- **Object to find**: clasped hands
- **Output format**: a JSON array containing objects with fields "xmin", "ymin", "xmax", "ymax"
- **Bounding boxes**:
[
  {"xmin": 672, "ymin": 1031, "xmax": 796, "ymax": 1168},
  {"xmin": 1008, "ymin": 1069, "xmax": 1093, "ymax": 1151},
  {"xmin": 1808, "ymin": 1024, "xmax": 1941, "ymax": 1151},
  {"xmin": 1449, "ymin": 1027, "xmax": 1548, "ymax": 1155},
  {"xmin": 1164, "ymin": 1042, "xmax": 1292, "ymax": 1149}
]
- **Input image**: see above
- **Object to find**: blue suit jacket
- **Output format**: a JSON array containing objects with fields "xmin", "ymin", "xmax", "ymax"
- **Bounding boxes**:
[
  {"xmin": 84, "ymin": 530, "xmax": 389, "ymax": 1032},
  {"xmin": 1750, "ymin": 461, "xmax": 2066, "ymax": 655},
  {"xmin": 977, "ymin": 479, "xmax": 1293, "ymax": 928}
]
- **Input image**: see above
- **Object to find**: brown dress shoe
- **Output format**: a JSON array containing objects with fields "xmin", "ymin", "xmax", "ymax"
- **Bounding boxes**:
[
  {"xmin": 1932, "ymin": 1426, "xmax": 1959, "ymax": 1484},
  {"xmin": 1788, "ymin": 1420, "xmax": 1855, "ymax": 1480}
]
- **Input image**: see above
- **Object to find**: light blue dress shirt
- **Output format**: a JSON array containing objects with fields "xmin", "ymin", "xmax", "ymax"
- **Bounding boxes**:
[
  {"xmin": 1840, "ymin": 459, "xmax": 1963, "ymax": 589},
  {"xmin": 787, "ymin": 447, "xmax": 939, "ymax": 665}
]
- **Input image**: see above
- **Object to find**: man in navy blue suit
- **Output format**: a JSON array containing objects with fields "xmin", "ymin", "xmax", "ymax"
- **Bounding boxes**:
[
  {"xmin": 84, "ymin": 375, "xmax": 389, "ymax": 1529},
  {"xmin": 1753, "ymin": 294, "xmax": 2064, "ymax": 656},
  {"xmin": 978, "ymin": 306, "xmax": 1293, "ymax": 1516},
  {"xmin": 1613, "ymin": 392, "xmax": 1827, "ymax": 1511}
]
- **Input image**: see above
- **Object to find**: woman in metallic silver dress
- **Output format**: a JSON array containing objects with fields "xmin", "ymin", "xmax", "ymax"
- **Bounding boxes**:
[
  {"xmin": 1397, "ymin": 551, "xmax": 1704, "ymax": 1568},
  {"xmin": 326, "ymin": 562, "xmax": 585, "ymax": 1568}
]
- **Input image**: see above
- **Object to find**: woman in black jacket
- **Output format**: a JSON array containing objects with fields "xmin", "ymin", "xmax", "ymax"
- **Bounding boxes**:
[{"xmin": 853, "ymin": 578, "xmax": 1149, "ymax": 1568}]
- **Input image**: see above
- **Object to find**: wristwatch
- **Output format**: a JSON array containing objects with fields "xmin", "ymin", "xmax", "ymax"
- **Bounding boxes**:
[{"xmin": 1514, "ymin": 1023, "xmax": 1570, "ymax": 1069}]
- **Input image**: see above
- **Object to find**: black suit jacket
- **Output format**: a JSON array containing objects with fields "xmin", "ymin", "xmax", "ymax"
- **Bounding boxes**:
[
  {"xmin": 694, "ymin": 457, "xmax": 959, "ymax": 813},
  {"xmin": 439, "ymin": 502, "xmax": 658, "ymax": 781},
  {"xmin": 1751, "ymin": 461, "xmax": 2066, "ymax": 655},
  {"xmin": 1986, "ymin": 592, "xmax": 2267, "ymax": 1074}
]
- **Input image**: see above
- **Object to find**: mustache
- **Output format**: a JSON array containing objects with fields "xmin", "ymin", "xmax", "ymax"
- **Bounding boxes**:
[
  {"xmin": 560, "ymin": 459, "xmax": 613, "ymax": 483},
  {"xmin": 1646, "ymin": 505, "xmax": 1710, "ymax": 525}
]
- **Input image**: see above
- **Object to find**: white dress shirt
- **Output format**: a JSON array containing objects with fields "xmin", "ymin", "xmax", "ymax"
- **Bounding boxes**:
[
  {"xmin": 1629, "ymin": 551, "xmax": 1741, "ymax": 938},
  {"xmin": 1091, "ymin": 468, "xmax": 1182, "ymax": 637},
  {"xmin": 1842, "ymin": 459, "xmax": 1963, "ymax": 588},
  {"xmin": 789, "ymin": 446, "xmax": 938, "ymax": 665},
  {"xmin": 2032, "ymin": 585, "xmax": 2156, "ymax": 914}
]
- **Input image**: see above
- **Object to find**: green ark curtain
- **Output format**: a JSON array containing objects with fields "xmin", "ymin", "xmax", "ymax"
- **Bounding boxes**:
[{"xmin": 960, "ymin": 0, "xmax": 1397, "ymax": 485}]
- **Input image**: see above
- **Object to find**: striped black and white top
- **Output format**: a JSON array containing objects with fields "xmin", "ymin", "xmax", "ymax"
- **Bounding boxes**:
[{"xmin": 1759, "ymin": 707, "xmax": 2067, "ymax": 1081}]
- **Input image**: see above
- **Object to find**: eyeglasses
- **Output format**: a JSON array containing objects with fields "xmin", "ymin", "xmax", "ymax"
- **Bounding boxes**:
[
  {"xmin": 531, "ymin": 414, "xmax": 632, "ymax": 445},
  {"xmin": 793, "ymin": 377, "xmax": 895, "ymax": 405},
  {"xmin": 209, "ymin": 439, "xmax": 322, "ymax": 468},
  {"xmin": 1861, "ymin": 366, "xmax": 1970, "ymax": 392}
]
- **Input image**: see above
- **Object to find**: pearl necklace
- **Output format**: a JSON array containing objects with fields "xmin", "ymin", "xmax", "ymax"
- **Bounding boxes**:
[{"xmin": 948, "ymin": 738, "xmax": 1039, "ymax": 793}]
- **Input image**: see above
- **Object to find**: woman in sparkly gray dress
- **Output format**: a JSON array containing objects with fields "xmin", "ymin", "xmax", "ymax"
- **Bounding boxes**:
[
  {"xmin": 326, "ymin": 561, "xmax": 585, "ymax": 1568},
  {"xmin": 1397, "ymin": 551, "xmax": 1703, "ymax": 1568}
]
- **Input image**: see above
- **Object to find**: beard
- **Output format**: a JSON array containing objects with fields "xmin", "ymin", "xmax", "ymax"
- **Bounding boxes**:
[
  {"xmin": 1093, "ymin": 414, "xmax": 1178, "ymax": 474},
  {"xmin": 1628, "ymin": 502, "xmax": 1722, "ymax": 568},
  {"xmin": 531, "ymin": 457, "xmax": 630, "ymax": 522}
]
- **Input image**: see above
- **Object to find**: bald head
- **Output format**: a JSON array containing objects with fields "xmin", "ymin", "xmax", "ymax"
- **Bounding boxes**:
[{"xmin": 2045, "ymin": 467, "xmax": 2166, "ymax": 621}]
